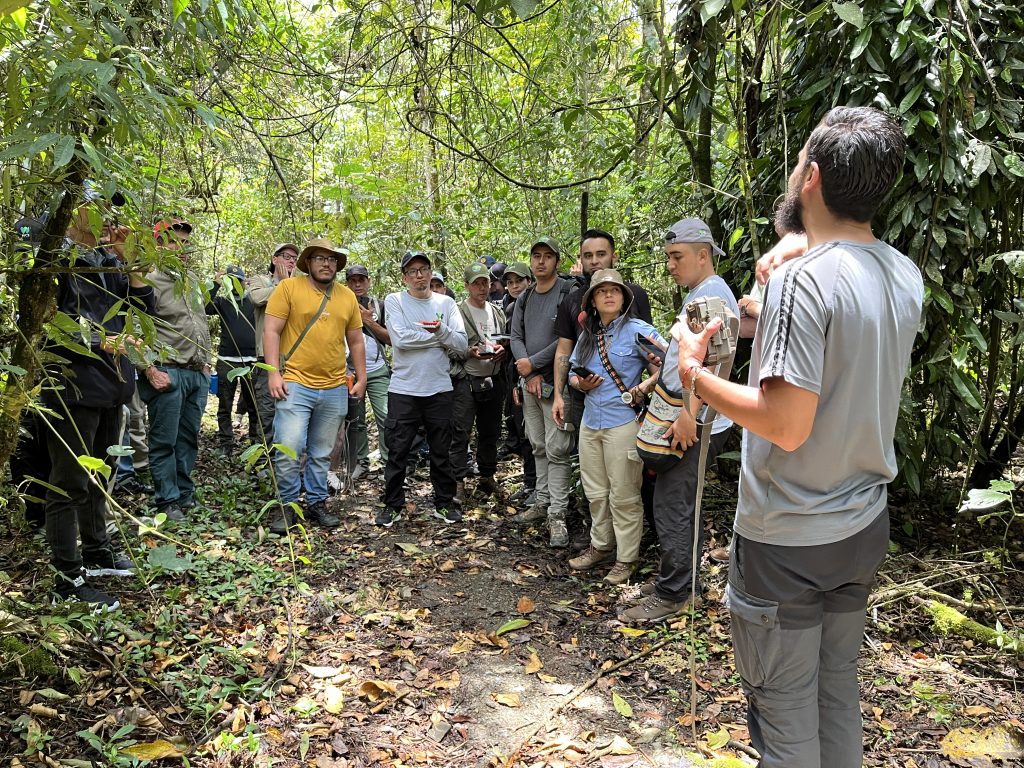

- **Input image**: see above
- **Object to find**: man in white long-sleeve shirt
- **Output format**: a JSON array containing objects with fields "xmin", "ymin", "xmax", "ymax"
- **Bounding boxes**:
[{"xmin": 378, "ymin": 250, "xmax": 468, "ymax": 528}]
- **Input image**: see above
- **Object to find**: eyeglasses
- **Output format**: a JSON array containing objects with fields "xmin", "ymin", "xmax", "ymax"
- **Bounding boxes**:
[
  {"xmin": 311, "ymin": 254, "xmax": 338, "ymax": 265},
  {"xmin": 404, "ymin": 266, "xmax": 431, "ymax": 277},
  {"xmin": 277, "ymin": 252, "xmax": 298, "ymax": 261}
]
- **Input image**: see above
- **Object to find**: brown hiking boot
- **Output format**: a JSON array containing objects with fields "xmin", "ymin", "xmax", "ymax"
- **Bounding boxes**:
[
  {"xmin": 568, "ymin": 545, "xmax": 615, "ymax": 571},
  {"xmin": 709, "ymin": 546, "xmax": 730, "ymax": 564},
  {"xmin": 477, "ymin": 476, "xmax": 499, "ymax": 497},
  {"xmin": 602, "ymin": 561, "xmax": 636, "ymax": 586},
  {"xmin": 617, "ymin": 592, "xmax": 696, "ymax": 624}
]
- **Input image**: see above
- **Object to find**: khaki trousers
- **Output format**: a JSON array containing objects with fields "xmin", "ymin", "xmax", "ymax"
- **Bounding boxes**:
[{"xmin": 579, "ymin": 420, "xmax": 644, "ymax": 562}]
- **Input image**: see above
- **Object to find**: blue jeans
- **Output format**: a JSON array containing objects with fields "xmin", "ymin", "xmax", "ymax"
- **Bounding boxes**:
[
  {"xmin": 137, "ymin": 366, "xmax": 209, "ymax": 510},
  {"xmin": 273, "ymin": 382, "xmax": 348, "ymax": 505}
]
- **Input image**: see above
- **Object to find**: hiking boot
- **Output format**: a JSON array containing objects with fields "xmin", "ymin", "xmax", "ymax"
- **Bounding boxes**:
[
  {"xmin": 513, "ymin": 504, "xmax": 547, "ymax": 523},
  {"xmin": 269, "ymin": 506, "xmax": 294, "ymax": 535},
  {"xmin": 351, "ymin": 464, "xmax": 368, "ymax": 482},
  {"xmin": 306, "ymin": 500, "xmax": 340, "ymax": 529},
  {"xmin": 159, "ymin": 505, "xmax": 186, "ymax": 523},
  {"xmin": 477, "ymin": 476, "xmax": 499, "ymax": 497},
  {"xmin": 548, "ymin": 518, "xmax": 569, "ymax": 548},
  {"xmin": 84, "ymin": 550, "xmax": 137, "ymax": 578},
  {"xmin": 115, "ymin": 476, "xmax": 152, "ymax": 496},
  {"xmin": 510, "ymin": 486, "xmax": 532, "ymax": 502},
  {"xmin": 52, "ymin": 574, "xmax": 119, "ymax": 612},
  {"xmin": 568, "ymin": 545, "xmax": 615, "ymax": 571},
  {"xmin": 602, "ymin": 561, "xmax": 636, "ymax": 586},
  {"xmin": 375, "ymin": 507, "xmax": 402, "ymax": 528},
  {"xmin": 709, "ymin": 545, "xmax": 730, "ymax": 564},
  {"xmin": 434, "ymin": 506, "xmax": 463, "ymax": 524},
  {"xmin": 617, "ymin": 592, "xmax": 695, "ymax": 624}
]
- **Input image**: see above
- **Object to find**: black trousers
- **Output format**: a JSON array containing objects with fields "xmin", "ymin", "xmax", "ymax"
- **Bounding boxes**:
[
  {"xmin": 652, "ymin": 429, "xmax": 730, "ymax": 601},
  {"xmin": 452, "ymin": 375, "xmax": 507, "ymax": 480},
  {"xmin": 251, "ymin": 364, "xmax": 277, "ymax": 449},
  {"xmin": 383, "ymin": 391, "xmax": 457, "ymax": 509},
  {"xmin": 216, "ymin": 359, "xmax": 258, "ymax": 446},
  {"xmin": 44, "ymin": 402, "xmax": 120, "ymax": 578}
]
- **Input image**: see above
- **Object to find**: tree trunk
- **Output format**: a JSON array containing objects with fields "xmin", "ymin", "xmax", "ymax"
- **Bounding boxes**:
[{"xmin": 0, "ymin": 171, "xmax": 84, "ymax": 476}]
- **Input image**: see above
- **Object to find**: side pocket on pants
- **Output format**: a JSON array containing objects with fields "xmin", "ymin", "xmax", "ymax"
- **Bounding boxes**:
[{"xmin": 726, "ymin": 582, "xmax": 782, "ymax": 689}]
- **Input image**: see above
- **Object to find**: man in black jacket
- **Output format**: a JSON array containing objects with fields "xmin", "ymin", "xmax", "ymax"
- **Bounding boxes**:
[
  {"xmin": 45, "ymin": 184, "xmax": 155, "ymax": 610},
  {"xmin": 205, "ymin": 264, "xmax": 258, "ymax": 452}
]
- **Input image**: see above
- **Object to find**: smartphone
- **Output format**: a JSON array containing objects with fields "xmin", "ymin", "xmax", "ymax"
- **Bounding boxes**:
[
  {"xmin": 635, "ymin": 333, "xmax": 664, "ymax": 359},
  {"xmin": 571, "ymin": 365, "xmax": 596, "ymax": 378}
]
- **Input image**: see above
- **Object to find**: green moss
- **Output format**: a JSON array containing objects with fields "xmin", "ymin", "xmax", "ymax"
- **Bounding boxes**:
[
  {"xmin": 0, "ymin": 635, "xmax": 59, "ymax": 678},
  {"xmin": 925, "ymin": 600, "xmax": 1022, "ymax": 654}
]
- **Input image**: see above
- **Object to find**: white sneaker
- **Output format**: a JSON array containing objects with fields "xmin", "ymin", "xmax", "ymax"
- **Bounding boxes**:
[{"xmin": 327, "ymin": 471, "xmax": 343, "ymax": 492}]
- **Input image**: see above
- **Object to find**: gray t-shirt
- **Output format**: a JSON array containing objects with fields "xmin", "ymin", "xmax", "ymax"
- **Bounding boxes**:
[
  {"xmin": 662, "ymin": 274, "xmax": 739, "ymax": 435},
  {"xmin": 736, "ymin": 240, "xmax": 923, "ymax": 546},
  {"xmin": 385, "ymin": 291, "xmax": 468, "ymax": 397},
  {"xmin": 510, "ymin": 278, "xmax": 569, "ymax": 382}
]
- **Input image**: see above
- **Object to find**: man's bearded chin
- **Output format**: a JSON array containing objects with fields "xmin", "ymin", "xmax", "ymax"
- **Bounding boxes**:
[{"xmin": 775, "ymin": 187, "xmax": 806, "ymax": 237}]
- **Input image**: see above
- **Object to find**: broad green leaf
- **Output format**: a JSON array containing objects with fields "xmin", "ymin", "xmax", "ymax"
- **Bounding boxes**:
[
  {"xmin": 612, "ymin": 691, "xmax": 633, "ymax": 718},
  {"xmin": 147, "ymin": 544, "xmax": 192, "ymax": 573},
  {"xmin": 700, "ymin": 0, "xmax": 728, "ymax": 24},
  {"xmin": 509, "ymin": 0, "xmax": 538, "ymax": 19},
  {"xmin": 123, "ymin": 740, "xmax": 184, "ymax": 760},
  {"xmin": 76, "ymin": 455, "xmax": 111, "ymax": 479},
  {"xmin": 172, "ymin": 0, "xmax": 190, "ymax": 21},
  {"xmin": 495, "ymin": 618, "xmax": 531, "ymax": 636},
  {"xmin": 832, "ymin": 1, "xmax": 865, "ymax": 29},
  {"xmin": 950, "ymin": 368, "xmax": 983, "ymax": 411},
  {"xmin": 0, "ymin": 0, "xmax": 30, "ymax": 18},
  {"xmin": 898, "ymin": 81, "xmax": 925, "ymax": 114},
  {"xmin": 849, "ymin": 26, "xmax": 871, "ymax": 59},
  {"xmin": 705, "ymin": 727, "xmax": 731, "ymax": 749},
  {"xmin": 227, "ymin": 365, "xmax": 249, "ymax": 381}
]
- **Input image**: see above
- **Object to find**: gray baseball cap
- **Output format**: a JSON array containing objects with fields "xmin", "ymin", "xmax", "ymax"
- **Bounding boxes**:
[
  {"xmin": 346, "ymin": 264, "xmax": 370, "ymax": 279},
  {"xmin": 664, "ymin": 218, "xmax": 725, "ymax": 257}
]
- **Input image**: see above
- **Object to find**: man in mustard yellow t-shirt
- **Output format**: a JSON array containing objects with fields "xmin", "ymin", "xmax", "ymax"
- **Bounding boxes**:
[{"xmin": 264, "ymin": 238, "xmax": 366, "ymax": 533}]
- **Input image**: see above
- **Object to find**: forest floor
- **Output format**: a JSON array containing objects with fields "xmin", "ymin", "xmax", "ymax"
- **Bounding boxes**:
[{"xmin": 2, "ymin": 413, "xmax": 1024, "ymax": 768}]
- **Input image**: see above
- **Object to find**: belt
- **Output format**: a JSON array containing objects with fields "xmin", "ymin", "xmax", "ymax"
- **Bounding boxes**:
[{"xmin": 163, "ymin": 360, "xmax": 207, "ymax": 372}]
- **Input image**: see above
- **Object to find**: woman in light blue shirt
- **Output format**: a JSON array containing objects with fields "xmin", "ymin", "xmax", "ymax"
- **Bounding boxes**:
[{"xmin": 567, "ymin": 269, "xmax": 665, "ymax": 585}]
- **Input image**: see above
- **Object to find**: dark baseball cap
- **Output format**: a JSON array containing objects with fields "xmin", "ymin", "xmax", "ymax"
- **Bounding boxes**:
[
  {"xmin": 401, "ymin": 250, "xmax": 432, "ymax": 271},
  {"xmin": 225, "ymin": 264, "xmax": 245, "ymax": 279},
  {"xmin": 346, "ymin": 264, "xmax": 370, "ymax": 279},
  {"xmin": 664, "ymin": 218, "xmax": 725, "ymax": 257},
  {"xmin": 529, "ymin": 236, "xmax": 561, "ymax": 256}
]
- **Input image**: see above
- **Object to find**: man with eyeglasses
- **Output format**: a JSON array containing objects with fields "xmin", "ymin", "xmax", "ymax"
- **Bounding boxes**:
[
  {"xmin": 263, "ymin": 239, "xmax": 366, "ymax": 534},
  {"xmin": 249, "ymin": 242, "xmax": 299, "ymax": 451},
  {"xmin": 137, "ymin": 218, "xmax": 212, "ymax": 523},
  {"xmin": 377, "ymin": 250, "xmax": 468, "ymax": 528}
]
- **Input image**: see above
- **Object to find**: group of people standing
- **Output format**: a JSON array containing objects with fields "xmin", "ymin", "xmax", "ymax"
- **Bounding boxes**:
[{"xmin": 27, "ymin": 106, "xmax": 923, "ymax": 768}]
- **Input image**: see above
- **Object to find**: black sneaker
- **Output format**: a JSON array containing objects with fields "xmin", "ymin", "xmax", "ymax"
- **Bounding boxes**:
[
  {"xmin": 374, "ymin": 507, "xmax": 402, "ymax": 528},
  {"xmin": 52, "ymin": 574, "xmax": 120, "ymax": 612},
  {"xmin": 84, "ymin": 550, "xmax": 137, "ymax": 577},
  {"xmin": 115, "ymin": 476, "xmax": 153, "ymax": 496},
  {"xmin": 433, "ymin": 506, "xmax": 463, "ymax": 524},
  {"xmin": 306, "ymin": 500, "xmax": 340, "ymax": 529}
]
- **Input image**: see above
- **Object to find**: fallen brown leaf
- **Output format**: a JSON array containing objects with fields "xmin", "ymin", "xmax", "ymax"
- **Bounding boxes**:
[
  {"xmin": 517, "ymin": 596, "xmax": 536, "ymax": 614},
  {"xmin": 491, "ymin": 692, "xmax": 521, "ymax": 707}
]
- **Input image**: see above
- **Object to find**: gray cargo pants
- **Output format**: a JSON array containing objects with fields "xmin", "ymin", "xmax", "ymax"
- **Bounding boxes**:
[{"xmin": 727, "ymin": 509, "xmax": 888, "ymax": 768}]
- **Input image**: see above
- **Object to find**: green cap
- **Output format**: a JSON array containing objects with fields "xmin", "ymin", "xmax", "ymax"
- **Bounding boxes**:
[
  {"xmin": 504, "ymin": 261, "xmax": 532, "ymax": 279},
  {"xmin": 529, "ymin": 236, "xmax": 561, "ymax": 256},
  {"xmin": 464, "ymin": 262, "xmax": 490, "ymax": 284}
]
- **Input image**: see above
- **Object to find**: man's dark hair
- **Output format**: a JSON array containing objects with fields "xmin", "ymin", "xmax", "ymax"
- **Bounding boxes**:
[
  {"xmin": 804, "ymin": 106, "xmax": 905, "ymax": 223},
  {"xmin": 581, "ymin": 228, "xmax": 615, "ymax": 252}
]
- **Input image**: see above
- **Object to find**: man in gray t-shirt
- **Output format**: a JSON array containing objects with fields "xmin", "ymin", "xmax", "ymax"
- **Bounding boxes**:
[{"xmin": 673, "ymin": 107, "xmax": 923, "ymax": 768}]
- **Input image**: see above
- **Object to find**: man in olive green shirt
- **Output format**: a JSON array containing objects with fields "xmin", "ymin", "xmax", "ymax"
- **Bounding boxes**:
[{"xmin": 137, "ymin": 219, "xmax": 211, "ymax": 522}]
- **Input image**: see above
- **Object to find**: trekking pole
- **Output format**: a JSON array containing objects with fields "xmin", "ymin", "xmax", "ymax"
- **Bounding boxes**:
[{"xmin": 681, "ymin": 298, "xmax": 740, "ymax": 749}]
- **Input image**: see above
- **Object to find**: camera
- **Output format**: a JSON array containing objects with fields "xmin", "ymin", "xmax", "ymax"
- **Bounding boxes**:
[{"xmin": 685, "ymin": 296, "xmax": 738, "ymax": 365}]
